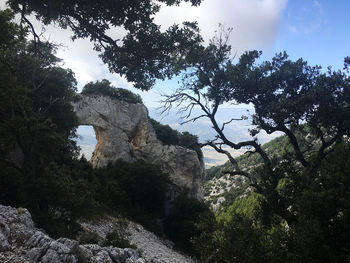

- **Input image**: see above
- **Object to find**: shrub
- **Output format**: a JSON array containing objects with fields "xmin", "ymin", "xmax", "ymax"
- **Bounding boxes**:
[
  {"xmin": 164, "ymin": 191, "xmax": 213, "ymax": 255},
  {"xmin": 81, "ymin": 79, "xmax": 142, "ymax": 104},
  {"xmin": 149, "ymin": 118, "xmax": 180, "ymax": 145},
  {"xmin": 93, "ymin": 160, "xmax": 170, "ymax": 233},
  {"xmin": 78, "ymin": 231, "xmax": 101, "ymax": 245},
  {"xmin": 149, "ymin": 118, "xmax": 203, "ymax": 159},
  {"xmin": 103, "ymin": 230, "xmax": 136, "ymax": 249}
]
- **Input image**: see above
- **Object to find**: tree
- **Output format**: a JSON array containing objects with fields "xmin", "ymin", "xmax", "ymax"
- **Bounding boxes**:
[
  {"xmin": 5, "ymin": 0, "xmax": 203, "ymax": 90},
  {"xmin": 162, "ymin": 28, "xmax": 350, "ymax": 188},
  {"xmin": 163, "ymin": 28, "xmax": 350, "ymax": 261},
  {"xmin": 0, "ymin": 9, "xmax": 83, "ymax": 233}
]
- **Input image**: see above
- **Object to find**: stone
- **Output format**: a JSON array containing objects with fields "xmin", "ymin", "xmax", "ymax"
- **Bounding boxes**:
[
  {"xmin": 0, "ymin": 205, "xmax": 143, "ymax": 263},
  {"xmin": 0, "ymin": 232, "xmax": 10, "ymax": 252},
  {"xmin": 72, "ymin": 94, "xmax": 204, "ymax": 199}
]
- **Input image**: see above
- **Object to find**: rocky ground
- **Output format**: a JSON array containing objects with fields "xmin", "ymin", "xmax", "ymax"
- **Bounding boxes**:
[
  {"xmin": 0, "ymin": 205, "xmax": 197, "ymax": 263},
  {"xmin": 80, "ymin": 218, "xmax": 197, "ymax": 263},
  {"xmin": 204, "ymin": 174, "xmax": 247, "ymax": 211}
]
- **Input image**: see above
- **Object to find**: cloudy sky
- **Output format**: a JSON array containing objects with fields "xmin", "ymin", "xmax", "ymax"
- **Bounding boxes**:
[
  {"xmin": 1, "ymin": 0, "xmax": 349, "ymax": 165},
  {"xmin": 1, "ymin": 0, "xmax": 348, "ymax": 105}
]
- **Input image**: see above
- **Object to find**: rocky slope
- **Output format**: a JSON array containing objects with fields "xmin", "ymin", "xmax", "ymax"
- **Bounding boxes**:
[
  {"xmin": 73, "ymin": 94, "xmax": 204, "ymax": 199},
  {"xmin": 0, "ymin": 204, "xmax": 197, "ymax": 263},
  {"xmin": 204, "ymin": 135, "xmax": 290, "ymax": 208},
  {"xmin": 80, "ymin": 218, "xmax": 197, "ymax": 263},
  {"xmin": 0, "ymin": 205, "xmax": 144, "ymax": 263}
]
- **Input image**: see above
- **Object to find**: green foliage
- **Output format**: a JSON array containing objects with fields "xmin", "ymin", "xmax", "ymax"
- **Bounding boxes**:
[
  {"xmin": 164, "ymin": 191, "xmax": 213, "ymax": 255},
  {"xmin": 81, "ymin": 79, "xmax": 142, "ymax": 104},
  {"xmin": 197, "ymin": 215, "xmax": 269, "ymax": 263},
  {"xmin": 103, "ymin": 230, "xmax": 136, "ymax": 249},
  {"xmin": 149, "ymin": 118, "xmax": 203, "ymax": 159},
  {"xmin": 149, "ymin": 118, "xmax": 180, "ymax": 145},
  {"xmin": 8, "ymin": 0, "xmax": 203, "ymax": 90},
  {"xmin": 179, "ymin": 131, "xmax": 203, "ymax": 160},
  {"xmin": 219, "ymin": 192, "xmax": 268, "ymax": 222},
  {"xmin": 78, "ymin": 231, "xmax": 100, "ymax": 245},
  {"xmin": 2, "ymin": 4, "xmax": 350, "ymax": 262},
  {"xmin": 95, "ymin": 160, "xmax": 170, "ymax": 229},
  {"xmin": 0, "ymin": 12, "xmax": 207, "ymax": 249},
  {"xmin": 197, "ymin": 140, "xmax": 350, "ymax": 262},
  {"xmin": 0, "ymin": 10, "xmax": 84, "ymax": 237}
]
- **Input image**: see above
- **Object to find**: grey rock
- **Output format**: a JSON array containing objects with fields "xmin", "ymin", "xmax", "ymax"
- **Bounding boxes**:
[
  {"xmin": 72, "ymin": 94, "xmax": 204, "ymax": 199},
  {"xmin": 0, "ymin": 204, "xmax": 143, "ymax": 263},
  {"xmin": 81, "ymin": 218, "xmax": 197, "ymax": 263},
  {"xmin": 0, "ymin": 232, "xmax": 10, "ymax": 252}
]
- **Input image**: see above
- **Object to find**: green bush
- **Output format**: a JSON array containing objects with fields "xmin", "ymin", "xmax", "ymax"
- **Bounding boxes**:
[
  {"xmin": 149, "ymin": 118, "xmax": 203, "ymax": 159},
  {"xmin": 0, "ymin": 154, "xmax": 171, "ymax": 239},
  {"xmin": 81, "ymin": 79, "xmax": 142, "ymax": 104},
  {"xmin": 78, "ymin": 231, "xmax": 101, "ymax": 245},
  {"xmin": 164, "ymin": 191, "xmax": 214, "ymax": 255},
  {"xmin": 103, "ymin": 230, "xmax": 136, "ymax": 249}
]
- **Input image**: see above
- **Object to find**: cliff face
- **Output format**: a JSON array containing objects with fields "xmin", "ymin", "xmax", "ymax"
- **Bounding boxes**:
[{"xmin": 72, "ymin": 94, "xmax": 204, "ymax": 199}]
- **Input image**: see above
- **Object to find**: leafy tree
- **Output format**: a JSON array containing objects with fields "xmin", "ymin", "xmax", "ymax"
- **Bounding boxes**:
[
  {"xmin": 179, "ymin": 131, "xmax": 203, "ymax": 159},
  {"xmin": 163, "ymin": 26, "xmax": 349, "ymax": 194},
  {"xmin": 0, "ymin": 10, "xmax": 90, "ymax": 237},
  {"xmin": 6, "ymin": 0, "xmax": 203, "ymax": 90},
  {"xmin": 198, "ymin": 141, "xmax": 350, "ymax": 263},
  {"xmin": 163, "ymin": 27, "xmax": 350, "ymax": 262}
]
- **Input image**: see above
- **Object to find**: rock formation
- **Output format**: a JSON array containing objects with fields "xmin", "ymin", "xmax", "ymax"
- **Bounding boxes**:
[
  {"xmin": 72, "ymin": 94, "xmax": 204, "ymax": 199},
  {"xmin": 0, "ymin": 205, "xmax": 143, "ymax": 263},
  {"xmin": 0, "ymin": 204, "xmax": 198, "ymax": 263}
]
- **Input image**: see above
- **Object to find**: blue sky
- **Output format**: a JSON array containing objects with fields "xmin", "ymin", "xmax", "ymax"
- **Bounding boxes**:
[{"xmin": 270, "ymin": 0, "xmax": 349, "ymax": 70}]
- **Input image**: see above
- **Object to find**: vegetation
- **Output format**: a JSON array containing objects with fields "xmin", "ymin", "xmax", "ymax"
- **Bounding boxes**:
[
  {"xmin": 149, "ymin": 118, "xmax": 203, "ymax": 159},
  {"xmin": 1, "ymin": 1, "xmax": 350, "ymax": 262},
  {"xmin": 163, "ymin": 28, "xmax": 350, "ymax": 262},
  {"xmin": 197, "ymin": 141, "xmax": 350, "ymax": 262},
  {"xmin": 0, "ymin": 9, "xmax": 206, "ymax": 252},
  {"xmin": 103, "ymin": 228, "xmax": 136, "ymax": 249},
  {"xmin": 0, "ymin": 11, "xmax": 169, "ymax": 239},
  {"xmin": 103, "ymin": 231, "xmax": 135, "ymax": 249},
  {"xmin": 7, "ymin": 0, "xmax": 203, "ymax": 90},
  {"xmin": 78, "ymin": 231, "xmax": 101, "ymax": 245},
  {"xmin": 81, "ymin": 79, "xmax": 143, "ymax": 104},
  {"xmin": 164, "ymin": 191, "xmax": 213, "ymax": 255},
  {"xmin": 0, "ymin": 9, "xmax": 81, "ymax": 238}
]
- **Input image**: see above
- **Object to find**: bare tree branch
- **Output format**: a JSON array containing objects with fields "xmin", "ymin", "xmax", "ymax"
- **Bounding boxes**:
[
  {"xmin": 180, "ymin": 114, "xmax": 207, "ymax": 125},
  {"xmin": 221, "ymin": 117, "xmax": 244, "ymax": 131}
]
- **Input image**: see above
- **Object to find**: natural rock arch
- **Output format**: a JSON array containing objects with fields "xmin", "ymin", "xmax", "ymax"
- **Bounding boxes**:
[{"xmin": 72, "ymin": 94, "xmax": 204, "ymax": 199}]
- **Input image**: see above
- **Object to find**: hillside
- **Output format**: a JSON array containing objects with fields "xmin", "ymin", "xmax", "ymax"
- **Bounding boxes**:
[{"xmin": 204, "ymin": 129, "xmax": 313, "ymax": 209}]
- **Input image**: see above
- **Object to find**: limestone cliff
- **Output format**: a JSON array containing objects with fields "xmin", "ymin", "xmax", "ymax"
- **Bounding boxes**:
[{"xmin": 72, "ymin": 94, "xmax": 204, "ymax": 199}]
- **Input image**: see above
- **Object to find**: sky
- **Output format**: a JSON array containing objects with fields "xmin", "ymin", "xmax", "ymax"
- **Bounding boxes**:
[
  {"xmin": 1, "ymin": 0, "xmax": 349, "ymax": 165},
  {"xmin": 1, "ymin": 0, "xmax": 348, "ymax": 105}
]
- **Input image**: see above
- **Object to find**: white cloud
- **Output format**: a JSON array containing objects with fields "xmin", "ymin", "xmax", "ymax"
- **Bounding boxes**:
[{"xmin": 155, "ymin": 0, "xmax": 288, "ymax": 53}]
